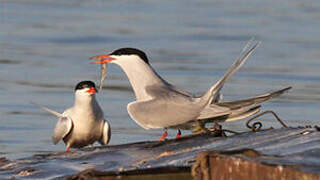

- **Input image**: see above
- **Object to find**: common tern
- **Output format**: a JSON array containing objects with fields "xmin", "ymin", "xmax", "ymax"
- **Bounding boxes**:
[
  {"xmin": 90, "ymin": 42, "xmax": 291, "ymax": 140},
  {"xmin": 33, "ymin": 81, "xmax": 111, "ymax": 152}
]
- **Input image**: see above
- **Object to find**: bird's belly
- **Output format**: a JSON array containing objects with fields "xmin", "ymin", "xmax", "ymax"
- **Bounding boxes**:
[
  {"xmin": 141, "ymin": 117, "xmax": 195, "ymax": 129},
  {"xmin": 128, "ymin": 103, "xmax": 199, "ymax": 129},
  {"xmin": 64, "ymin": 122, "xmax": 102, "ymax": 148}
]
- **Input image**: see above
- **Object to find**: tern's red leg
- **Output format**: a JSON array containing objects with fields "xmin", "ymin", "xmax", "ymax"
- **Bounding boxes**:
[
  {"xmin": 176, "ymin": 129, "xmax": 181, "ymax": 139},
  {"xmin": 159, "ymin": 129, "xmax": 168, "ymax": 141},
  {"xmin": 65, "ymin": 147, "xmax": 70, "ymax": 153}
]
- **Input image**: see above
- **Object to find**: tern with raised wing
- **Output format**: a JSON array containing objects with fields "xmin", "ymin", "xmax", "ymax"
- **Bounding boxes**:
[
  {"xmin": 90, "ymin": 42, "xmax": 291, "ymax": 141},
  {"xmin": 33, "ymin": 81, "xmax": 111, "ymax": 152}
]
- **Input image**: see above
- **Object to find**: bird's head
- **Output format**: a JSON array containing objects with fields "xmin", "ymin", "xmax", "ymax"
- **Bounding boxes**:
[
  {"xmin": 90, "ymin": 48, "xmax": 149, "ymax": 65},
  {"xmin": 75, "ymin": 81, "xmax": 98, "ymax": 97}
]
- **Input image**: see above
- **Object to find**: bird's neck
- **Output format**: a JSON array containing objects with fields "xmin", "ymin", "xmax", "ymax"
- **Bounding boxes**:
[
  {"xmin": 115, "ymin": 60, "xmax": 166, "ymax": 100},
  {"xmin": 74, "ymin": 95, "xmax": 102, "ymax": 115}
]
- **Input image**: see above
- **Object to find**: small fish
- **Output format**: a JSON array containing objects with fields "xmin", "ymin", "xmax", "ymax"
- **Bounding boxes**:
[{"xmin": 99, "ymin": 63, "xmax": 107, "ymax": 91}]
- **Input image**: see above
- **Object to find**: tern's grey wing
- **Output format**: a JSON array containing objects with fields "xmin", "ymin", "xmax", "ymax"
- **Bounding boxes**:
[
  {"xmin": 216, "ymin": 87, "xmax": 292, "ymax": 109},
  {"xmin": 145, "ymin": 84, "xmax": 194, "ymax": 99},
  {"xmin": 201, "ymin": 41, "xmax": 260, "ymax": 105},
  {"xmin": 197, "ymin": 87, "xmax": 291, "ymax": 121},
  {"xmin": 199, "ymin": 105, "xmax": 261, "ymax": 123},
  {"xmin": 197, "ymin": 104, "xmax": 231, "ymax": 120},
  {"xmin": 127, "ymin": 85, "xmax": 201, "ymax": 129},
  {"xmin": 52, "ymin": 116, "xmax": 73, "ymax": 144},
  {"xmin": 165, "ymin": 83, "xmax": 193, "ymax": 97},
  {"xmin": 211, "ymin": 40, "xmax": 260, "ymax": 98},
  {"xmin": 160, "ymin": 40, "xmax": 257, "ymax": 100},
  {"xmin": 99, "ymin": 120, "xmax": 111, "ymax": 145}
]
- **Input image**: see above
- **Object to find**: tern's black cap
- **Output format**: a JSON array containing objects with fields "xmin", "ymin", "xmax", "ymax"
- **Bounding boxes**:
[
  {"xmin": 110, "ymin": 48, "xmax": 149, "ymax": 64},
  {"xmin": 75, "ymin": 81, "xmax": 97, "ymax": 91}
]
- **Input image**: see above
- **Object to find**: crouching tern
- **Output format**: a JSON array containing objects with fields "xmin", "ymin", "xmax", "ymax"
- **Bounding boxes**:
[
  {"xmin": 33, "ymin": 81, "xmax": 111, "ymax": 152},
  {"xmin": 90, "ymin": 42, "xmax": 291, "ymax": 141}
]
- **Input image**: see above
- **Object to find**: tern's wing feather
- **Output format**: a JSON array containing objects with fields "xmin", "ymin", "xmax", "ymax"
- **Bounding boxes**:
[
  {"xmin": 201, "ymin": 41, "xmax": 260, "ymax": 105},
  {"xmin": 128, "ymin": 99, "xmax": 199, "ymax": 129},
  {"xmin": 165, "ymin": 83, "xmax": 193, "ymax": 97},
  {"xmin": 165, "ymin": 39, "xmax": 256, "ymax": 101},
  {"xmin": 52, "ymin": 116, "xmax": 73, "ymax": 144},
  {"xmin": 99, "ymin": 120, "xmax": 111, "ymax": 145},
  {"xmin": 31, "ymin": 102, "xmax": 63, "ymax": 117},
  {"xmin": 197, "ymin": 104, "xmax": 231, "ymax": 120},
  {"xmin": 128, "ymin": 86, "xmax": 202, "ymax": 129},
  {"xmin": 199, "ymin": 105, "xmax": 261, "ymax": 123},
  {"xmin": 197, "ymin": 87, "xmax": 291, "ymax": 121},
  {"xmin": 211, "ymin": 40, "xmax": 260, "ymax": 96},
  {"xmin": 145, "ymin": 84, "xmax": 193, "ymax": 100},
  {"xmin": 216, "ymin": 87, "xmax": 292, "ymax": 109}
]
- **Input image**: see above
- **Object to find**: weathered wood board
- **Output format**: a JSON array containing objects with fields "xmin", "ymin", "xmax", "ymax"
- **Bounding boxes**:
[{"xmin": 0, "ymin": 127, "xmax": 319, "ymax": 179}]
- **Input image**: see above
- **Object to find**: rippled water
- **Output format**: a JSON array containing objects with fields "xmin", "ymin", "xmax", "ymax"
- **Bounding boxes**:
[{"xmin": 0, "ymin": 0, "xmax": 319, "ymax": 159}]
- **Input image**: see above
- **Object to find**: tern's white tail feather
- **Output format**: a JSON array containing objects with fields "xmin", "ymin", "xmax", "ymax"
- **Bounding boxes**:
[{"xmin": 31, "ymin": 102, "xmax": 63, "ymax": 118}]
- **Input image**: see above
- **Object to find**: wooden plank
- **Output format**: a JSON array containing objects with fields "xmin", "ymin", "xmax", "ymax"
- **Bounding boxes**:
[
  {"xmin": 0, "ymin": 127, "xmax": 319, "ymax": 179},
  {"xmin": 192, "ymin": 150, "xmax": 320, "ymax": 180}
]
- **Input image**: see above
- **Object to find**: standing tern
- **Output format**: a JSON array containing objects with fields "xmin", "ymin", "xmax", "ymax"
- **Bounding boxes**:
[
  {"xmin": 90, "ymin": 42, "xmax": 291, "ymax": 140},
  {"xmin": 33, "ymin": 81, "xmax": 111, "ymax": 152}
]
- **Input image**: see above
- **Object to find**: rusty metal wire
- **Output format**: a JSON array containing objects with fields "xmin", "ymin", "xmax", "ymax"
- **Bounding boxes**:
[
  {"xmin": 208, "ymin": 123, "xmax": 242, "ymax": 137},
  {"xmin": 246, "ymin": 110, "xmax": 288, "ymax": 132},
  {"xmin": 206, "ymin": 110, "xmax": 289, "ymax": 136}
]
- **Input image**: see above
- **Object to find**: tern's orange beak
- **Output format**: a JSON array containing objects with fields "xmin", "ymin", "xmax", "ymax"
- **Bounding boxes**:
[
  {"xmin": 90, "ymin": 54, "xmax": 116, "ymax": 64},
  {"xmin": 86, "ymin": 87, "xmax": 97, "ymax": 94}
]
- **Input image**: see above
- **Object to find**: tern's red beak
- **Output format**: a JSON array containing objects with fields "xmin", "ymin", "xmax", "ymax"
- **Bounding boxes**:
[
  {"xmin": 86, "ymin": 87, "xmax": 97, "ymax": 94},
  {"xmin": 90, "ymin": 54, "xmax": 116, "ymax": 64}
]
